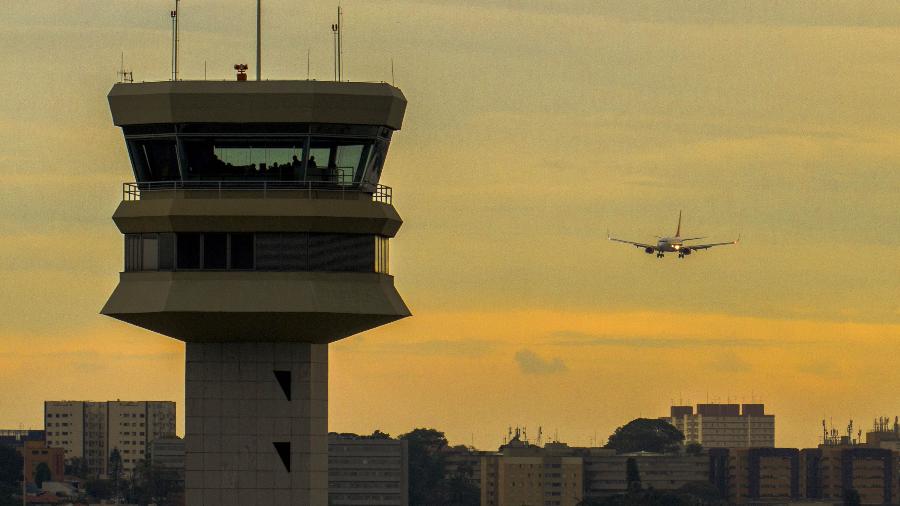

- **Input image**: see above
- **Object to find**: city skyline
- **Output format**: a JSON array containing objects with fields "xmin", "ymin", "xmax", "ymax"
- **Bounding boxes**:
[{"xmin": 2, "ymin": 0, "xmax": 899, "ymax": 452}]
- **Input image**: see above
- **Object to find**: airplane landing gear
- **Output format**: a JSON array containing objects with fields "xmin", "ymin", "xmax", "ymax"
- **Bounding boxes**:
[{"xmin": 656, "ymin": 253, "xmax": 664, "ymax": 258}]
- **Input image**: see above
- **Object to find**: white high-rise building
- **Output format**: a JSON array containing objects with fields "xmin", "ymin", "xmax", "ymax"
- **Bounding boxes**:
[
  {"xmin": 665, "ymin": 403, "xmax": 775, "ymax": 448},
  {"xmin": 44, "ymin": 400, "xmax": 176, "ymax": 477}
]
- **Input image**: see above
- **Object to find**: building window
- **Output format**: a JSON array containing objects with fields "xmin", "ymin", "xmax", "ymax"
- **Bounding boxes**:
[{"xmin": 176, "ymin": 233, "xmax": 201, "ymax": 269}]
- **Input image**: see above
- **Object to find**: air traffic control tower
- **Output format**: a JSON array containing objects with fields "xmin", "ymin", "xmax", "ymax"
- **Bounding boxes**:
[{"xmin": 101, "ymin": 80, "xmax": 409, "ymax": 505}]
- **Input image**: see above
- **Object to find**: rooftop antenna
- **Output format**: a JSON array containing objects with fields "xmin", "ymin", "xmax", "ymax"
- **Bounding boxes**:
[
  {"xmin": 117, "ymin": 52, "xmax": 133, "ymax": 83},
  {"xmin": 331, "ymin": 6, "xmax": 343, "ymax": 81},
  {"xmin": 170, "ymin": 0, "xmax": 179, "ymax": 81},
  {"xmin": 391, "ymin": 57, "xmax": 395, "ymax": 86},
  {"xmin": 256, "ymin": 0, "xmax": 262, "ymax": 80},
  {"xmin": 307, "ymin": 49, "xmax": 311, "ymax": 80}
]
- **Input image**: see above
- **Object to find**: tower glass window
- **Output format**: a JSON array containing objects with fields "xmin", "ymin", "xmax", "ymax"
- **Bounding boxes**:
[
  {"xmin": 141, "ymin": 234, "xmax": 158, "ymax": 271},
  {"xmin": 176, "ymin": 233, "xmax": 201, "ymax": 269},
  {"xmin": 123, "ymin": 123, "xmax": 392, "ymax": 187},
  {"xmin": 127, "ymin": 140, "xmax": 179, "ymax": 181},
  {"xmin": 124, "ymin": 232, "xmax": 382, "ymax": 273},
  {"xmin": 202, "ymin": 233, "xmax": 227, "ymax": 270}
]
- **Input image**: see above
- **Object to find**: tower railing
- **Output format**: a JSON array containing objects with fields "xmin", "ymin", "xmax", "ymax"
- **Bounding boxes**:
[{"xmin": 122, "ymin": 181, "xmax": 392, "ymax": 204}]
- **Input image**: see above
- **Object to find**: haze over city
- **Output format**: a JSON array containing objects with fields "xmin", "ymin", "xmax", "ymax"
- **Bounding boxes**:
[{"xmin": 2, "ymin": 0, "xmax": 899, "ymax": 454}]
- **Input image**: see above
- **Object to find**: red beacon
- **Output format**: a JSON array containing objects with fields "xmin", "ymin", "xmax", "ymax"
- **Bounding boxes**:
[{"xmin": 234, "ymin": 63, "xmax": 249, "ymax": 81}]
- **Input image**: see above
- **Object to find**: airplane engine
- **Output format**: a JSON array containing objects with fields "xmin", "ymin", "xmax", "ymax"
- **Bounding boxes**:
[
  {"xmin": 681, "ymin": 249, "xmax": 692, "ymax": 255},
  {"xmin": 644, "ymin": 247, "xmax": 654, "ymax": 254}
]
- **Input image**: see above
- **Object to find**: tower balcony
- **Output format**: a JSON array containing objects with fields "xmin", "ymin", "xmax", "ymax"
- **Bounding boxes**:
[
  {"xmin": 103, "ymin": 179, "xmax": 407, "ymax": 343},
  {"xmin": 123, "ymin": 180, "xmax": 392, "ymax": 205}
]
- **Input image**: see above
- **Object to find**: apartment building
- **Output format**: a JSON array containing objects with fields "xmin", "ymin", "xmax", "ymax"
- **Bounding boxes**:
[
  {"xmin": 44, "ymin": 400, "xmax": 176, "ymax": 477},
  {"xmin": 802, "ymin": 446, "xmax": 897, "ymax": 505},
  {"xmin": 328, "ymin": 433, "xmax": 409, "ymax": 506},
  {"xmin": 666, "ymin": 403, "xmax": 775, "ymax": 448},
  {"xmin": 481, "ymin": 439, "xmax": 583, "ymax": 506}
]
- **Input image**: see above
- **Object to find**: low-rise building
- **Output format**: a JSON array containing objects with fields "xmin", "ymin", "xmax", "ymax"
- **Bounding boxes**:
[
  {"xmin": 22, "ymin": 440, "xmax": 65, "ymax": 485},
  {"xmin": 328, "ymin": 432, "xmax": 409, "ymax": 506},
  {"xmin": 583, "ymin": 449, "xmax": 709, "ymax": 499},
  {"xmin": 0, "ymin": 429, "xmax": 44, "ymax": 449}
]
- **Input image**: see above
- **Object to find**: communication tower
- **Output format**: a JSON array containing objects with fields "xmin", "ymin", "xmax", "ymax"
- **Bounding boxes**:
[{"xmin": 102, "ymin": 79, "xmax": 409, "ymax": 504}]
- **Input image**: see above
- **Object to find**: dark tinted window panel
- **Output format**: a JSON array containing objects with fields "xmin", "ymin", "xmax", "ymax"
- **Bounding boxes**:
[
  {"xmin": 230, "ymin": 233, "xmax": 254, "ymax": 269},
  {"xmin": 177, "ymin": 233, "xmax": 201, "ymax": 269},
  {"xmin": 182, "ymin": 140, "xmax": 306, "ymax": 180},
  {"xmin": 125, "ymin": 235, "xmax": 141, "ymax": 271},
  {"xmin": 308, "ymin": 234, "xmax": 374, "ymax": 272},
  {"xmin": 128, "ymin": 140, "xmax": 179, "ymax": 181},
  {"xmin": 158, "ymin": 233, "xmax": 175, "ymax": 270},
  {"xmin": 141, "ymin": 234, "xmax": 159, "ymax": 270},
  {"xmin": 256, "ymin": 233, "xmax": 308, "ymax": 271},
  {"xmin": 203, "ymin": 233, "xmax": 227, "ymax": 269}
]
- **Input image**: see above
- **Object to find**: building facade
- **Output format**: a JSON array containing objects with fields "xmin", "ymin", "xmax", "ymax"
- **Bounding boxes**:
[
  {"xmin": 328, "ymin": 433, "xmax": 408, "ymax": 506},
  {"xmin": 22, "ymin": 440, "xmax": 65, "ymax": 485},
  {"xmin": 583, "ymin": 450, "xmax": 709, "ymax": 499},
  {"xmin": 666, "ymin": 403, "xmax": 775, "ymax": 448},
  {"xmin": 802, "ymin": 446, "xmax": 897, "ymax": 505},
  {"xmin": 0, "ymin": 429, "xmax": 44, "ymax": 449},
  {"xmin": 481, "ymin": 440, "xmax": 583, "ymax": 506},
  {"xmin": 44, "ymin": 400, "xmax": 176, "ymax": 477},
  {"xmin": 724, "ymin": 447, "xmax": 800, "ymax": 504}
]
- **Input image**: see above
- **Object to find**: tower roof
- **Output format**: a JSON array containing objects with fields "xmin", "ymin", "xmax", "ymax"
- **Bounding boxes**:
[{"xmin": 108, "ymin": 80, "xmax": 406, "ymax": 129}]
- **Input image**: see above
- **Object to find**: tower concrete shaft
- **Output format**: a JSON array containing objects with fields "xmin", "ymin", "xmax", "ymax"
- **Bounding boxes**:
[{"xmin": 102, "ymin": 80, "xmax": 409, "ymax": 505}]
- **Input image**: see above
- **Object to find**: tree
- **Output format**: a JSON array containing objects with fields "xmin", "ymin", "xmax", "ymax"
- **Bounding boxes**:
[
  {"xmin": 399, "ymin": 428, "xmax": 449, "ymax": 506},
  {"xmin": 65, "ymin": 457, "xmax": 90, "ymax": 479},
  {"xmin": 84, "ymin": 478, "xmax": 114, "ymax": 501},
  {"xmin": 108, "ymin": 448, "xmax": 123, "ymax": 502},
  {"xmin": 369, "ymin": 430, "xmax": 392, "ymax": 440},
  {"xmin": 34, "ymin": 462, "xmax": 52, "ymax": 488},
  {"xmin": 625, "ymin": 458, "xmax": 642, "ymax": 494},
  {"xmin": 676, "ymin": 481, "xmax": 727, "ymax": 505},
  {"xmin": 605, "ymin": 419, "xmax": 684, "ymax": 454},
  {"xmin": 843, "ymin": 488, "xmax": 861, "ymax": 506},
  {"xmin": 0, "ymin": 444, "xmax": 23, "ymax": 506},
  {"xmin": 0, "ymin": 444, "xmax": 22, "ymax": 487},
  {"xmin": 444, "ymin": 454, "xmax": 479, "ymax": 506}
]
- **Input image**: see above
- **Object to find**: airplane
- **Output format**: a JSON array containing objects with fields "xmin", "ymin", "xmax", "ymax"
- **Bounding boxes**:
[{"xmin": 608, "ymin": 211, "xmax": 739, "ymax": 259}]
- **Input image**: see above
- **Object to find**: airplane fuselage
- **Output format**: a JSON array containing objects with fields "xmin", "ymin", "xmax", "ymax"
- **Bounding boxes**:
[{"xmin": 656, "ymin": 237, "xmax": 684, "ymax": 252}]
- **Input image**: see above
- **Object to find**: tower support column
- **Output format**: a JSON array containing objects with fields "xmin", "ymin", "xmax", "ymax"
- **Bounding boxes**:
[{"xmin": 184, "ymin": 341, "xmax": 328, "ymax": 505}]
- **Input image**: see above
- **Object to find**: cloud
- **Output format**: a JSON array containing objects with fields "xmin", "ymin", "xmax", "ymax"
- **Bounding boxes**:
[
  {"xmin": 548, "ymin": 331, "xmax": 774, "ymax": 349},
  {"xmin": 707, "ymin": 351, "xmax": 753, "ymax": 374},
  {"xmin": 514, "ymin": 349, "xmax": 567, "ymax": 375}
]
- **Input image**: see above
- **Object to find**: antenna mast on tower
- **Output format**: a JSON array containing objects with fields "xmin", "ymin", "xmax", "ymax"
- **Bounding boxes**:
[
  {"xmin": 170, "ymin": 0, "xmax": 180, "ymax": 81},
  {"xmin": 118, "ymin": 52, "xmax": 133, "ymax": 83},
  {"xmin": 256, "ymin": 0, "xmax": 262, "ymax": 80},
  {"xmin": 331, "ymin": 6, "xmax": 343, "ymax": 81}
]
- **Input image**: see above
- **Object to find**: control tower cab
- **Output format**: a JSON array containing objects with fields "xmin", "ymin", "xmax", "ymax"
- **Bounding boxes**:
[{"xmin": 101, "ymin": 80, "xmax": 409, "ymax": 505}]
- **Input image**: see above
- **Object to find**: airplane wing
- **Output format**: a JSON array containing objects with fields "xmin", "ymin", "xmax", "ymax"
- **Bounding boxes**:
[
  {"xmin": 608, "ymin": 234, "xmax": 656, "ymax": 251},
  {"xmin": 685, "ymin": 236, "xmax": 740, "ymax": 251}
]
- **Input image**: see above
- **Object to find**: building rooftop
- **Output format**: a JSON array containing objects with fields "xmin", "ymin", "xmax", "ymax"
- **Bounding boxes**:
[{"xmin": 109, "ymin": 80, "xmax": 407, "ymax": 129}]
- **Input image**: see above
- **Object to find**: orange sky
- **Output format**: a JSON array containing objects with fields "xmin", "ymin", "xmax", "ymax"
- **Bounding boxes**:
[{"xmin": 1, "ymin": 0, "xmax": 899, "ymax": 450}]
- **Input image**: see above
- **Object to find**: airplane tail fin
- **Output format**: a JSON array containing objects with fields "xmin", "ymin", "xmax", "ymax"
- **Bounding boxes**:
[{"xmin": 675, "ymin": 210, "xmax": 682, "ymax": 237}]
